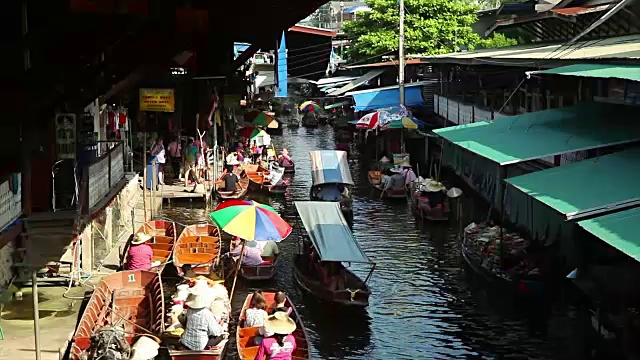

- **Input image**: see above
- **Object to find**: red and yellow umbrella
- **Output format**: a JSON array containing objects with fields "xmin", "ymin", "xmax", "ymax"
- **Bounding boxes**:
[{"xmin": 299, "ymin": 101, "xmax": 322, "ymax": 112}]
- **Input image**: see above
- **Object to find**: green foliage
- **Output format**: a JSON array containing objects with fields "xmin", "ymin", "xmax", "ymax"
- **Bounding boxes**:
[
  {"xmin": 343, "ymin": 0, "xmax": 517, "ymax": 62},
  {"xmin": 476, "ymin": 32, "xmax": 518, "ymax": 49}
]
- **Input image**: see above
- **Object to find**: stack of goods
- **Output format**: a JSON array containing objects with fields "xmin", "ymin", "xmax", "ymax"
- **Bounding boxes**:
[
  {"xmin": 463, "ymin": 222, "xmax": 529, "ymax": 280},
  {"xmin": 164, "ymin": 276, "xmax": 231, "ymax": 340}
]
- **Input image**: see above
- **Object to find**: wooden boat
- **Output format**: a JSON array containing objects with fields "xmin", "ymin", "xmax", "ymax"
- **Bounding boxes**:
[
  {"xmin": 301, "ymin": 113, "xmax": 319, "ymax": 128},
  {"xmin": 231, "ymin": 239, "xmax": 280, "ymax": 281},
  {"xmin": 236, "ymin": 292, "xmax": 310, "ymax": 360},
  {"xmin": 216, "ymin": 170, "xmax": 249, "ymax": 200},
  {"xmin": 125, "ymin": 220, "xmax": 176, "ymax": 272},
  {"xmin": 410, "ymin": 189, "xmax": 450, "ymax": 221},
  {"xmin": 173, "ymin": 223, "xmax": 222, "ymax": 276},
  {"xmin": 244, "ymin": 164, "xmax": 288, "ymax": 195},
  {"xmin": 293, "ymin": 202, "xmax": 375, "ymax": 307},
  {"xmin": 70, "ymin": 271, "xmax": 164, "ymax": 360},
  {"xmin": 367, "ymin": 170, "xmax": 408, "ymax": 199},
  {"xmin": 280, "ymin": 161, "xmax": 295, "ymax": 174}
]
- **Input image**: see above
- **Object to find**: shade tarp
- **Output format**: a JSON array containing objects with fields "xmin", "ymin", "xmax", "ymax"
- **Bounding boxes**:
[
  {"xmin": 528, "ymin": 64, "xmax": 640, "ymax": 82},
  {"xmin": 329, "ymin": 69, "xmax": 386, "ymax": 96},
  {"xmin": 295, "ymin": 201, "xmax": 371, "ymax": 263},
  {"xmin": 505, "ymin": 149, "xmax": 640, "ymax": 220},
  {"xmin": 310, "ymin": 150, "xmax": 354, "ymax": 186},
  {"xmin": 434, "ymin": 102, "xmax": 640, "ymax": 165},
  {"xmin": 579, "ymin": 207, "xmax": 640, "ymax": 263},
  {"xmin": 324, "ymin": 101, "xmax": 350, "ymax": 110},
  {"xmin": 350, "ymin": 86, "xmax": 424, "ymax": 111}
]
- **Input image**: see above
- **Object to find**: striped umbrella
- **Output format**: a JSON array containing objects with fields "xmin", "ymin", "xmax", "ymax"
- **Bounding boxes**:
[
  {"xmin": 252, "ymin": 112, "xmax": 279, "ymax": 128},
  {"xmin": 355, "ymin": 111, "xmax": 389, "ymax": 129},
  {"xmin": 210, "ymin": 200, "xmax": 292, "ymax": 241},
  {"xmin": 299, "ymin": 101, "xmax": 322, "ymax": 112}
]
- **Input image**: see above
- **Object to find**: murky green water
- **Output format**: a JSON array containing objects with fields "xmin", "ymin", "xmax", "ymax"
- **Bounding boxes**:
[{"xmin": 161, "ymin": 126, "xmax": 565, "ymax": 359}]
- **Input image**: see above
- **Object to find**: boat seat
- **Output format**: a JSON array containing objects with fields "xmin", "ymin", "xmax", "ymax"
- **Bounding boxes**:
[
  {"xmin": 238, "ymin": 326, "xmax": 261, "ymax": 357},
  {"xmin": 152, "ymin": 235, "xmax": 173, "ymax": 244},
  {"xmin": 177, "ymin": 253, "xmax": 215, "ymax": 264},
  {"xmin": 241, "ymin": 347, "xmax": 259, "ymax": 360}
]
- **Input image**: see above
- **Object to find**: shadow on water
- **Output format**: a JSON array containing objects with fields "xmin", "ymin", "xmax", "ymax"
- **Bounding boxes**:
[{"xmin": 161, "ymin": 126, "xmax": 564, "ymax": 359}]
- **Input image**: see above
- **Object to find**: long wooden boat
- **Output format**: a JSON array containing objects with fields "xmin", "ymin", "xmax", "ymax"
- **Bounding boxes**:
[
  {"xmin": 125, "ymin": 220, "xmax": 176, "ymax": 272},
  {"xmin": 236, "ymin": 292, "xmax": 310, "ymax": 360},
  {"xmin": 309, "ymin": 150, "xmax": 354, "ymax": 213},
  {"xmin": 292, "ymin": 255, "xmax": 370, "ymax": 306},
  {"xmin": 293, "ymin": 202, "xmax": 374, "ymax": 307},
  {"xmin": 280, "ymin": 161, "xmax": 295, "ymax": 174},
  {"xmin": 173, "ymin": 223, "xmax": 222, "ymax": 277},
  {"xmin": 244, "ymin": 164, "xmax": 288, "ymax": 195},
  {"xmin": 410, "ymin": 191, "xmax": 450, "ymax": 221},
  {"xmin": 70, "ymin": 271, "xmax": 164, "ymax": 360},
  {"xmin": 216, "ymin": 170, "xmax": 249, "ymax": 200},
  {"xmin": 367, "ymin": 170, "xmax": 408, "ymax": 199}
]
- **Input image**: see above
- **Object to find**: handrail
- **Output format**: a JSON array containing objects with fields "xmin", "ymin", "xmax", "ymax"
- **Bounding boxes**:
[
  {"xmin": 0, "ymin": 174, "xmax": 21, "ymax": 231},
  {"xmin": 86, "ymin": 142, "xmax": 125, "ymax": 211}
]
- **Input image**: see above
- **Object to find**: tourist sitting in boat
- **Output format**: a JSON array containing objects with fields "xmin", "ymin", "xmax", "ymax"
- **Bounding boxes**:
[
  {"xmin": 179, "ymin": 282, "xmax": 226, "ymax": 351},
  {"xmin": 227, "ymin": 238, "xmax": 268, "ymax": 266},
  {"xmin": 215, "ymin": 164, "xmax": 239, "ymax": 192},
  {"xmin": 255, "ymin": 240, "xmax": 280, "ymax": 259},
  {"xmin": 278, "ymin": 148, "xmax": 293, "ymax": 167},
  {"xmin": 272, "ymin": 291, "xmax": 293, "ymax": 316},
  {"xmin": 255, "ymin": 312, "xmax": 297, "ymax": 360},
  {"xmin": 125, "ymin": 232, "xmax": 153, "ymax": 271}
]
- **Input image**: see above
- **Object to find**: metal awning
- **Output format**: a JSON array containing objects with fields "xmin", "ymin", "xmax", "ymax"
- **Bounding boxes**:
[
  {"xmin": 310, "ymin": 150, "xmax": 354, "ymax": 186},
  {"xmin": 347, "ymin": 82, "xmax": 426, "ymax": 111},
  {"xmin": 294, "ymin": 201, "xmax": 372, "ymax": 263},
  {"xmin": 433, "ymin": 102, "xmax": 640, "ymax": 165},
  {"xmin": 579, "ymin": 207, "xmax": 640, "ymax": 263},
  {"xmin": 329, "ymin": 69, "xmax": 387, "ymax": 96},
  {"xmin": 527, "ymin": 63, "xmax": 640, "ymax": 82},
  {"xmin": 505, "ymin": 148, "xmax": 640, "ymax": 220}
]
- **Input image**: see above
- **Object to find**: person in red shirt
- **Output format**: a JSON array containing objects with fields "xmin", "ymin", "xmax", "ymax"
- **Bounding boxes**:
[{"xmin": 126, "ymin": 232, "xmax": 154, "ymax": 271}]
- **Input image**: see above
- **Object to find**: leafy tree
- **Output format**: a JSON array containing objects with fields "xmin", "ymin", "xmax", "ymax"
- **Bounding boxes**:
[
  {"xmin": 343, "ymin": 0, "xmax": 517, "ymax": 62},
  {"xmin": 477, "ymin": 32, "xmax": 518, "ymax": 49}
]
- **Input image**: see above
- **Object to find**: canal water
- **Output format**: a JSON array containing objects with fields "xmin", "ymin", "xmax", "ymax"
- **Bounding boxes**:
[{"xmin": 161, "ymin": 127, "xmax": 566, "ymax": 359}]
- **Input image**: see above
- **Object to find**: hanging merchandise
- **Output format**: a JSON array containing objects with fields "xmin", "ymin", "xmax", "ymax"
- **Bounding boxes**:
[{"xmin": 107, "ymin": 110, "xmax": 117, "ymax": 134}]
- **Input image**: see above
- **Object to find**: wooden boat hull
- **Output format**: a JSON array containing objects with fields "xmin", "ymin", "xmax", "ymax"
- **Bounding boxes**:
[
  {"xmin": 173, "ymin": 224, "xmax": 222, "ymax": 276},
  {"xmin": 244, "ymin": 164, "xmax": 288, "ymax": 196},
  {"xmin": 168, "ymin": 350, "xmax": 225, "ymax": 360},
  {"xmin": 70, "ymin": 271, "xmax": 164, "ymax": 360},
  {"xmin": 125, "ymin": 221, "xmax": 176, "ymax": 272},
  {"xmin": 292, "ymin": 255, "xmax": 370, "ymax": 306},
  {"xmin": 237, "ymin": 292, "xmax": 311, "ymax": 360},
  {"xmin": 240, "ymin": 255, "xmax": 279, "ymax": 281},
  {"xmin": 367, "ymin": 171, "xmax": 407, "ymax": 199},
  {"xmin": 217, "ymin": 170, "xmax": 249, "ymax": 200}
]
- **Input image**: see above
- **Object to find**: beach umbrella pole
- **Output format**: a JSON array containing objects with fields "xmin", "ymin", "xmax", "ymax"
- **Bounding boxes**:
[{"xmin": 229, "ymin": 240, "xmax": 246, "ymax": 304}]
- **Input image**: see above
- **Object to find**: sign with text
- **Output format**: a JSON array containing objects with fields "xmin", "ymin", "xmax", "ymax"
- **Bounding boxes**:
[{"xmin": 139, "ymin": 88, "xmax": 175, "ymax": 112}]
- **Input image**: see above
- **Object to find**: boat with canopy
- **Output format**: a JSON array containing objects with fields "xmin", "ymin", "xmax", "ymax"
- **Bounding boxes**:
[
  {"xmin": 293, "ymin": 201, "xmax": 375, "ymax": 306},
  {"xmin": 309, "ymin": 150, "xmax": 354, "ymax": 213}
]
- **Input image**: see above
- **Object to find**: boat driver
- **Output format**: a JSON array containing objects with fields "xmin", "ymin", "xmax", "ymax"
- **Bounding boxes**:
[{"xmin": 215, "ymin": 164, "xmax": 239, "ymax": 192}]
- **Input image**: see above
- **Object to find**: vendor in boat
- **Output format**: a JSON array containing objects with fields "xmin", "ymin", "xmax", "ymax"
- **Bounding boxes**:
[
  {"xmin": 125, "ymin": 232, "xmax": 153, "ymax": 271},
  {"xmin": 179, "ymin": 283, "xmax": 226, "ymax": 351},
  {"xmin": 215, "ymin": 163, "xmax": 240, "ymax": 192},
  {"xmin": 402, "ymin": 164, "xmax": 417, "ymax": 186},
  {"xmin": 278, "ymin": 148, "xmax": 293, "ymax": 167},
  {"xmin": 255, "ymin": 312, "xmax": 297, "ymax": 360},
  {"xmin": 388, "ymin": 167, "xmax": 405, "ymax": 188},
  {"xmin": 227, "ymin": 238, "xmax": 267, "ymax": 266},
  {"xmin": 425, "ymin": 181, "xmax": 446, "ymax": 206}
]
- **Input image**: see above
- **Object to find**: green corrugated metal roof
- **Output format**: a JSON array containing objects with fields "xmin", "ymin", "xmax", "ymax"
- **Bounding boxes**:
[
  {"xmin": 579, "ymin": 207, "xmax": 640, "ymax": 262},
  {"xmin": 529, "ymin": 64, "xmax": 640, "ymax": 82},
  {"xmin": 433, "ymin": 102, "xmax": 640, "ymax": 165},
  {"xmin": 505, "ymin": 149, "xmax": 640, "ymax": 220}
]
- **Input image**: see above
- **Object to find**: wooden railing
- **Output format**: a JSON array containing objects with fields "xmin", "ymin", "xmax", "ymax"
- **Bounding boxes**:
[
  {"xmin": 87, "ymin": 142, "xmax": 125, "ymax": 209},
  {"xmin": 0, "ymin": 174, "xmax": 21, "ymax": 231}
]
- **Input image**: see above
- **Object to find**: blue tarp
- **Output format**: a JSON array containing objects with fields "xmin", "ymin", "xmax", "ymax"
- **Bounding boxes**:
[
  {"xmin": 234, "ymin": 43, "xmax": 252, "ymax": 58},
  {"xmin": 276, "ymin": 32, "xmax": 288, "ymax": 98},
  {"xmin": 352, "ymin": 86, "xmax": 424, "ymax": 111}
]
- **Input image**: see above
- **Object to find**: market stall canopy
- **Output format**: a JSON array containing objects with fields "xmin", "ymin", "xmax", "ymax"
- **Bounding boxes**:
[
  {"xmin": 345, "ymin": 83, "xmax": 425, "ymax": 111},
  {"xmin": 329, "ymin": 69, "xmax": 387, "ymax": 96},
  {"xmin": 310, "ymin": 150, "xmax": 354, "ymax": 186},
  {"xmin": 294, "ymin": 201, "xmax": 371, "ymax": 263},
  {"xmin": 433, "ymin": 102, "xmax": 640, "ymax": 165},
  {"xmin": 324, "ymin": 101, "xmax": 350, "ymax": 110},
  {"xmin": 526, "ymin": 64, "xmax": 640, "ymax": 82},
  {"xmin": 505, "ymin": 148, "xmax": 640, "ymax": 221},
  {"xmin": 578, "ymin": 207, "xmax": 640, "ymax": 263}
]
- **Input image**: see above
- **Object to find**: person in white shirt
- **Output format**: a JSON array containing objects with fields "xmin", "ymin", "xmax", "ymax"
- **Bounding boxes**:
[{"xmin": 150, "ymin": 137, "xmax": 166, "ymax": 185}]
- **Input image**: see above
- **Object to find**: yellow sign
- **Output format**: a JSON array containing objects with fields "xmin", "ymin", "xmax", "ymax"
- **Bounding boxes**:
[{"xmin": 139, "ymin": 88, "xmax": 175, "ymax": 112}]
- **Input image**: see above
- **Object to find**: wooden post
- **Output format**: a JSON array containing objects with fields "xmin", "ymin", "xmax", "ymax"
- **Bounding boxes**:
[
  {"xmin": 229, "ymin": 239, "xmax": 246, "ymax": 304},
  {"xmin": 142, "ymin": 112, "xmax": 147, "ymax": 220}
]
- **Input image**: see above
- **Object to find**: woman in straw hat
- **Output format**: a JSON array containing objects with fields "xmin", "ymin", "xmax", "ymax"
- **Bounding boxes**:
[
  {"xmin": 255, "ymin": 311, "xmax": 297, "ymax": 360},
  {"xmin": 179, "ymin": 281, "xmax": 226, "ymax": 351},
  {"xmin": 125, "ymin": 232, "xmax": 153, "ymax": 271}
]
